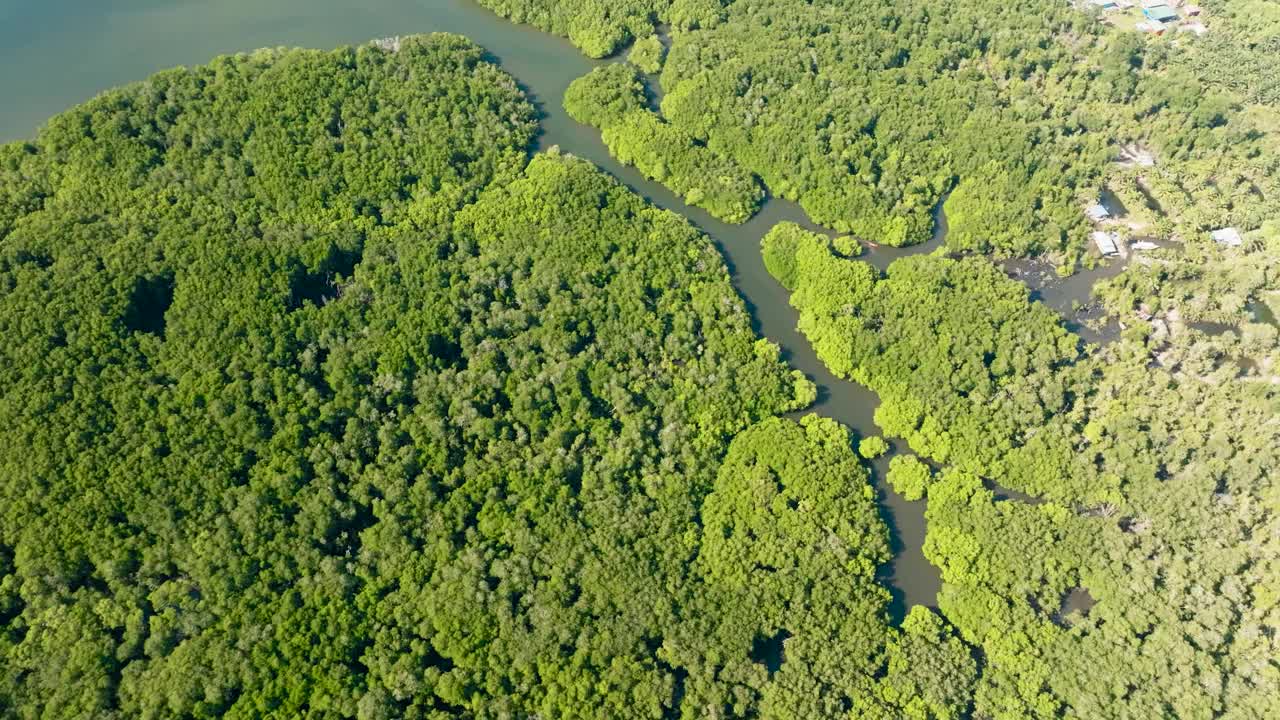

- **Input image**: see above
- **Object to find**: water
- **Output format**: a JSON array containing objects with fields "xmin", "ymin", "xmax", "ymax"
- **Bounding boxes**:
[
  {"xmin": 1004, "ymin": 257, "xmax": 1126, "ymax": 344},
  {"xmin": 1055, "ymin": 587, "xmax": 1096, "ymax": 626},
  {"xmin": 1250, "ymin": 299, "xmax": 1279, "ymax": 328},
  {"xmin": 1, "ymin": 0, "xmax": 1109, "ymax": 612}
]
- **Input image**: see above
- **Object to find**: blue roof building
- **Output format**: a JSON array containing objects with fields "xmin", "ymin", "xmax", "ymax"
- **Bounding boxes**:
[{"xmin": 1143, "ymin": 5, "xmax": 1179, "ymax": 22}]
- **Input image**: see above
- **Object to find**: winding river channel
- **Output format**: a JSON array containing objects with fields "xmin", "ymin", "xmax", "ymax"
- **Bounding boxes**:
[{"xmin": 0, "ymin": 0, "xmax": 1130, "ymax": 614}]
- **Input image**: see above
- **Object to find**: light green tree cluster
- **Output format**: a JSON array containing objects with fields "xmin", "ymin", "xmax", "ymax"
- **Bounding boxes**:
[
  {"xmin": 887, "ymin": 455, "xmax": 933, "ymax": 501},
  {"xmin": 473, "ymin": 0, "xmax": 670, "ymax": 57},
  {"xmin": 628, "ymin": 34, "xmax": 666, "ymax": 74},
  {"xmin": 770, "ymin": 234, "xmax": 1280, "ymax": 717},
  {"xmin": 859, "ymin": 436, "xmax": 890, "ymax": 459},
  {"xmin": 564, "ymin": 63, "xmax": 763, "ymax": 223}
]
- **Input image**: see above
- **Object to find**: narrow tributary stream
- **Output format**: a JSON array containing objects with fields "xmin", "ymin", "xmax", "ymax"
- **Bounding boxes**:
[{"xmin": 0, "ymin": 0, "xmax": 1130, "ymax": 614}]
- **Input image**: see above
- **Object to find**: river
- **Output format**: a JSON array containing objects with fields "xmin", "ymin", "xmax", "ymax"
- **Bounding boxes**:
[{"xmin": 0, "ymin": 0, "xmax": 1126, "ymax": 614}]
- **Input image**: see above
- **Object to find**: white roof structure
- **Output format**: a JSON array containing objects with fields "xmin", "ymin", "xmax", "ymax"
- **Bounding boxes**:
[
  {"xmin": 1086, "ymin": 203, "xmax": 1111, "ymax": 221},
  {"xmin": 1118, "ymin": 144, "xmax": 1156, "ymax": 167},
  {"xmin": 1211, "ymin": 228, "xmax": 1243, "ymax": 247},
  {"xmin": 1130, "ymin": 240, "xmax": 1160, "ymax": 251},
  {"xmin": 1092, "ymin": 231, "xmax": 1120, "ymax": 256}
]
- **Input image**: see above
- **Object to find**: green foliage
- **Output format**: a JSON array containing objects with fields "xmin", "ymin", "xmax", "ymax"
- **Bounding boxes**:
[
  {"xmin": 648, "ymin": 0, "xmax": 1126, "ymax": 256},
  {"xmin": 667, "ymin": 0, "xmax": 729, "ymax": 30},
  {"xmin": 602, "ymin": 111, "xmax": 762, "ymax": 222},
  {"xmin": 505, "ymin": 0, "xmax": 1280, "ymax": 265},
  {"xmin": 565, "ymin": 63, "xmax": 763, "ymax": 223},
  {"xmin": 887, "ymin": 455, "xmax": 933, "ymax": 501},
  {"xmin": 543, "ymin": 1, "xmax": 1280, "ymax": 716},
  {"xmin": 858, "ymin": 435, "xmax": 890, "ymax": 459},
  {"xmin": 832, "ymin": 235, "xmax": 862, "ymax": 258},
  {"xmin": 629, "ymin": 35, "xmax": 666, "ymax": 74},
  {"xmin": 0, "ymin": 35, "xmax": 844, "ymax": 718},
  {"xmin": 7, "ymin": 0, "xmax": 1279, "ymax": 715},
  {"xmin": 784, "ymin": 242, "xmax": 1082, "ymax": 477},
  {"xmin": 776, "ymin": 230, "xmax": 1280, "ymax": 717},
  {"xmin": 1174, "ymin": 0, "xmax": 1280, "ymax": 106},
  {"xmin": 854, "ymin": 606, "xmax": 978, "ymax": 719},
  {"xmin": 760, "ymin": 221, "xmax": 827, "ymax": 291},
  {"xmin": 563, "ymin": 63, "xmax": 648, "ymax": 129},
  {"xmin": 691, "ymin": 414, "xmax": 915, "ymax": 718},
  {"xmin": 946, "ymin": 161, "xmax": 1053, "ymax": 257},
  {"xmin": 473, "ymin": 0, "xmax": 670, "ymax": 57}
]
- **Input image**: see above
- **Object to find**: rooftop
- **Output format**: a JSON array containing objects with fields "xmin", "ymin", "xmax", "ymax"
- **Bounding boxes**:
[
  {"xmin": 1092, "ymin": 231, "xmax": 1120, "ymax": 256},
  {"xmin": 1211, "ymin": 228, "xmax": 1243, "ymax": 247}
]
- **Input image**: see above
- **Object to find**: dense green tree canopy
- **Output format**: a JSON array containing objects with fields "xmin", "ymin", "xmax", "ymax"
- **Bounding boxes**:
[
  {"xmin": 564, "ymin": 63, "xmax": 762, "ymax": 223},
  {"xmin": 4, "ymin": 0, "xmax": 1280, "ymax": 716},
  {"xmin": 0, "ymin": 31, "xmax": 989, "ymax": 719},
  {"xmin": 691, "ymin": 416, "xmax": 976, "ymax": 720},
  {"xmin": 475, "ymin": 0, "xmax": 670, "ymax": 57},
  {"xmin": 769, "ymin": 229, "xmax": 1280, "ymax": 718},
  {"xmin": 528, "ymin": 0, "xmax": 1280, "ymax": 271},
  {"xmin": 886, "ymin": 455, "xmax": 933, "ymax": 503},
  {"xmin": 527, "ymin": 1, "xmax": 1280, "ymax": 715},
  {"xmin": 628, "ymin": 35, "xmax": 666, "ymax": 75},
  {"xmin": 766, "ymin": 231, "xmax": 1083, "ymax": 479},
  {"xmin": 0, "ymin": 33, "xmax": 812, "ymax": 716}
]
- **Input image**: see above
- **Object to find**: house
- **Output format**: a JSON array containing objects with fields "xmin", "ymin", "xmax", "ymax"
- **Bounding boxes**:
[
  {"xmin": 1089, "ymin": 0, "xmax": 1119, "ymax": 8},
  {"xmin": 1184, "ymin": 5, "xmax": 1202, "ymax": 15},
  {"xmin": 1211, "ymin": 227, "xmax": 1243, "ymax": 247},
  {"xmin": 1143, "ymin": 4, "xmax": 1179, "ymax": 22},
  {"xmin": 1130, "ymin": 240, "xmax": 1160, "ymax": 251},
  {"xmin": 1086, "ymin": 203, "xmax": 1111, "ymax": 221},
  {"xmin": 1092, "ymin": 231, "xmax": 1120, "ymax": 256},
  {"xmin": 1118, "ymin": 144, "xmax": 1156, "ymax": 167}
]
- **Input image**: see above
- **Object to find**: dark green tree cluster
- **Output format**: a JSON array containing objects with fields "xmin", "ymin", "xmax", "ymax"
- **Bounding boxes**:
[
  {"xmin": 854, "ymin": 606, "xmax": 978, "ymax": 720},
  {"xmin": 0, "ymin": 35, "xmax": 803, "ymax": 717},
  {"xmin": 564, "ymin": 64, "xmax": 763, "ymax": 223},
  {"xmin": 690, "ymin": 416, "xmax": 976, "ymax": 719},
  {"xmin": 0, "ymin": 32, "xmax": 982, "ymax": 719},
  {"xmin": 0, "ymin": 33, "xmax": 544, "ymax": 718}
]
